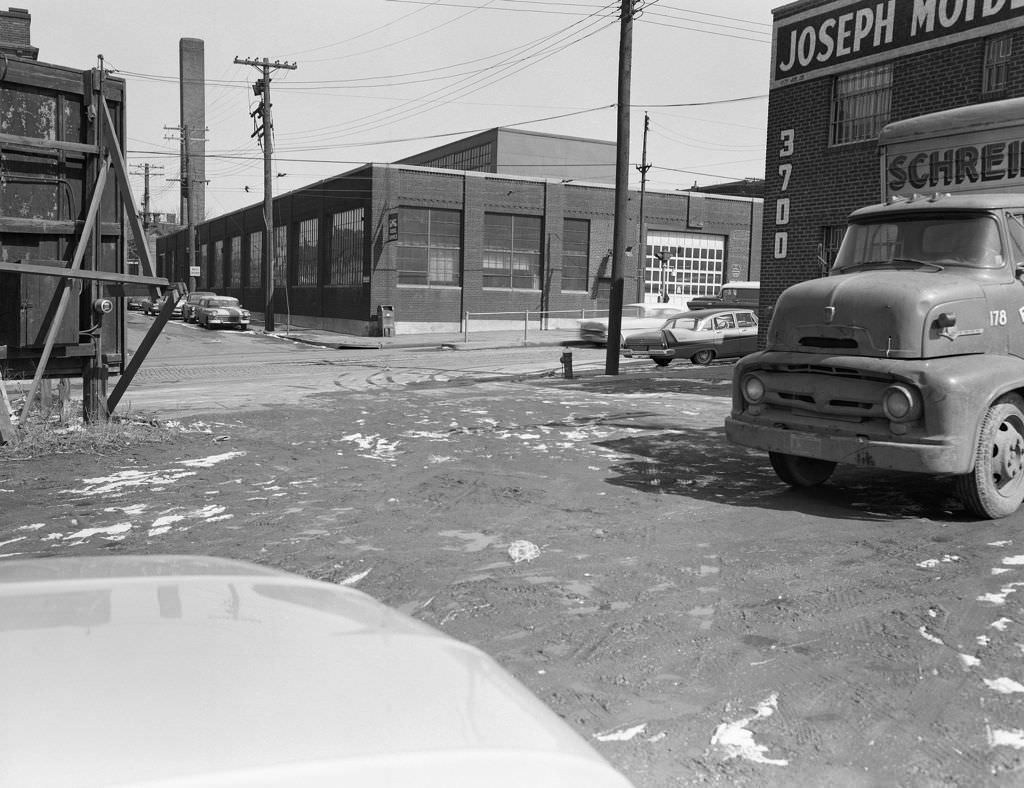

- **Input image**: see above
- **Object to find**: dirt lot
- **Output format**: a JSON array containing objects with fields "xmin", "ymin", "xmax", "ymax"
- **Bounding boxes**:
[{"xmin": 4, "ymin": 366, "xmax": 1024, "ymax": 786}]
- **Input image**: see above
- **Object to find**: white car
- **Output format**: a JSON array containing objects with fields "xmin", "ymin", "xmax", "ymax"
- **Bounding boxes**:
[
  {"xmin": 0, "ymin": 555, "xmax": 634, "ymax": 788},
  {"xmin": 577, "ymin": 303, "xmax": 683, "ymax": 345}
]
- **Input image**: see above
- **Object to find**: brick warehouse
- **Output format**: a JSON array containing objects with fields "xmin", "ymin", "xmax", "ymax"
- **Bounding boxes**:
[
  {"xmin": 764, "ymin": 0, "xmax": 1024, "ymax": 315},
  {"xmin": 154, "ymin": 130, "xmax": 762, "ymax": 336}
]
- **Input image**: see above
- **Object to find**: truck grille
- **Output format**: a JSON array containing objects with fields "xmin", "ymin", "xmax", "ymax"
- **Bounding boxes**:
[{"xmin": 757, "ymin": 363, "xmax": 894, "ymax": 422}]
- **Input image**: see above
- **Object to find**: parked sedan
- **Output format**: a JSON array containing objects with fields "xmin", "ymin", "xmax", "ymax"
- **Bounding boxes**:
[
  {"xmin": 577, "ymin": 303, "xmax": 682, "ymax": 345},
  {"xmin": 621, "ymin": 307, "xmax": 759, "ymax": 366},
  {"xmin": 182, "ymin": 290, "xmax": 217, "ymax": 323},
  {"xmin": 195, "ymin": 295, "xmax": 251, "ymax": 330},
  {"xmin": 0, "ymin": 555, "xmax": 633, "ymax": 788}
]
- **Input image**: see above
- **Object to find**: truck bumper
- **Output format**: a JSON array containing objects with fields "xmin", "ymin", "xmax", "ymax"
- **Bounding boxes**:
[{"xmin": 724, "ymin": 415, "xmax": 969, "ymax": 474}]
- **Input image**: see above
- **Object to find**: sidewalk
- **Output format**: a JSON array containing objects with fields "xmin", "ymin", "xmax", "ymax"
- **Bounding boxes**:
[{"xmin": 257, "ymin": 322, "xmax": 582, "ymax": 351}]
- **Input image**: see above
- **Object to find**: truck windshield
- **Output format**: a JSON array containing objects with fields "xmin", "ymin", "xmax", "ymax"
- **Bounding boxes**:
[{"xmin": 833, "ymin": 214, "xmax": 1004, "ymax": 272}]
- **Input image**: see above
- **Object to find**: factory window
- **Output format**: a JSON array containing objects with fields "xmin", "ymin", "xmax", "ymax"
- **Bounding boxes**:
[
  {"xmin": 228, "ymin": 236, "xmax": 241, "ymax": 288},
  {"xmin": 821, "ymin": 225, "xmax": 846, "ymax": 272},
  {"xmin": 483, "ymin": 213, "xmax": 542, "ymax": 290},
  {"xmin": 830, "ymin": 63, "xmax": 892, "ymax": 146},
  {"xmin": 984, "ymin": 35, "xmax": 1012, "ymax": 94},
  {"xmin": 212, "ymin": 239, "xmax": 223, "ymax": 289},
  {"xmin": 397, "ymin": 207, "xmax": 462, "ymax": 286},
  {"xmin": 199, "ymin": 243, "xmax": 208, "ymax": 287},
  {"xmin": 421, "ymin": 143, "xmax": 494, "ymax": 172},
  {"xmin": 295, "ymin": 218, "xmax": 319, "ymax": 287},
  {"xmin": 274, "ymin": 226, "xmax": 287, "ymax": 287},
  {"xmin": 561, "ymin": 218, "xmax": 590, "ymax": 292},
  {"xmin": 247, "ymin": 232, "xmax": 262, "ymax": 287},
  {"xmin": 329, "ymin": 208, "xmax": 364, "ymax": 286}
]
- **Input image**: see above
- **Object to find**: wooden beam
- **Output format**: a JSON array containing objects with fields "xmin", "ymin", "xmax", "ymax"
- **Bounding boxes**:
[
  {"xmin": 0, "ymin": 260, "xmax": 168, "ymax": 287},
  {"xmin": 0, "ymin": 131, "xmax": 97, "ymax": 155},
  {"xmin": 0, "ymin": 370, "xmax": 16, "ymax": 445},
  {"xmin": 107, "ymin": 290, "xmax": 178, "ymax": 415},
  {"xmin": 0, "ymin": 218, "xmax": 122, "ymax": 235}
]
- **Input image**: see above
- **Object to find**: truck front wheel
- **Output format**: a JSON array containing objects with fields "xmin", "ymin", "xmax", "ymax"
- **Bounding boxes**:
[
  {"xmin": 769, "ymin": 451, "xmax": 836, "ymax": 487},
  {"xmin": 956, "ymin": 395, "xmax": 1024, "ymax": 519}
]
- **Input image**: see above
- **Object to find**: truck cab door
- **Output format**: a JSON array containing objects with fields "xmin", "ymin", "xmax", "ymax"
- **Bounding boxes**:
[{"xmin": 1006, "ymin": 212, "xmax": 1024, "ymax": 358}]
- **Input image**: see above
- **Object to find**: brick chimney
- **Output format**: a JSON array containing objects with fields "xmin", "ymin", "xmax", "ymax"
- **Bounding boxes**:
[{"xmin": 0, "ymin": 7, "xmax": 38, "ymax": 60}]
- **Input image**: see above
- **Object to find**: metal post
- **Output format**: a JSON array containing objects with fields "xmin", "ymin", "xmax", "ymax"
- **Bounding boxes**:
[
  {"xmin": 464, "ymin": 311, "xmax": 469, "ymax": 343},
  {"xmin": 524, "ymin": 310, "xmax": 529, "ymax": 343}
]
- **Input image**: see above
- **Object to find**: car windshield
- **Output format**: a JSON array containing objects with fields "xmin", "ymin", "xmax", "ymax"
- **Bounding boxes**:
[
  {"xmin": 206, "ymin": 297, "xmax": 239, "ymax": 308},
  {"xmin": 833, "ymin": 214, "xmax": 1005, "ymax": 272}
]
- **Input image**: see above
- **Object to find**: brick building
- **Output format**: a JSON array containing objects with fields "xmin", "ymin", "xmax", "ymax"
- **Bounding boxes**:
[
  {"xmin": 156, "ymin": 131, "xmax": 763, "ymax": 335},
  {"xmin": 764, "ymin": 0, "xmax": 1024, "ymax": 315}
]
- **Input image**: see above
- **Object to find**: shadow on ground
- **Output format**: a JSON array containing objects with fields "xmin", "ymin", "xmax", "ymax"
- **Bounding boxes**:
[{"xmin": 596, "ymin": 425, "xmax": 972, "ymax": 524}]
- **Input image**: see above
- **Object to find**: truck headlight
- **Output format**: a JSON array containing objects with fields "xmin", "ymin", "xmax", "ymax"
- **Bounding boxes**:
[
  {"xmin": 741, "ymin": 373, "xmax": 766, "ymax": 404},
  {"xmin": 882, "ymin": 385, "xmax": 921, "ymax": 422}
]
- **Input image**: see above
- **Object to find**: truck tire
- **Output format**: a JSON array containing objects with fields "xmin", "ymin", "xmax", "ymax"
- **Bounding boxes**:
[
  {"xmin": 769, "ymin": 451, "xmax": 836, "ymax": 487},
  {"xmin": 955, "ymin": 395, "xmax": 1024, "ymax": 519}
]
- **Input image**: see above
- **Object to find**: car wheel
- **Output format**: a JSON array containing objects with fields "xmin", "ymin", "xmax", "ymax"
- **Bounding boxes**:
[
  {"xmin": 690, "ymin": 349, "xmax": 715, "ymax": 365},
  {"xmin": 955, "ymin": 394, "xmax": 1024, "ymax": 519},
  {"xmin": 769, "ymin": 451, "xmax": 836, "ymax": 487},
  {"xmin": 653, "ymin": 358, "xmax": 671, "ymax": 367}
]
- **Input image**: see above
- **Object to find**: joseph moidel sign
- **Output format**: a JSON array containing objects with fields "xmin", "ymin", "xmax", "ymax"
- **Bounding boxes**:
[{"xmin": 772, "ymin": 0, "xmax": 1024, "ymax": 88}]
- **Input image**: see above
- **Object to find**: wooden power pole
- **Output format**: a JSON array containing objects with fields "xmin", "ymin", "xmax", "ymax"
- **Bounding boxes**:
[
  {"xmin": 635, "ymin": 111, "xmax": 651, "ymax": 302},
  {"xmin": 604, "ymin": 0, "xmax": 635, "ymax": 375},
  {"xmin": 234, "ymin": 56, "xmax": 296, "ymax": 333}
]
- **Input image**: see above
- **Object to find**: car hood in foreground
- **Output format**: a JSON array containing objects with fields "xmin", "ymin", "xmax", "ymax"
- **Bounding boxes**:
[{"xmin": 0, "ymin": 555, "xmax": 632, "ymax": 788}]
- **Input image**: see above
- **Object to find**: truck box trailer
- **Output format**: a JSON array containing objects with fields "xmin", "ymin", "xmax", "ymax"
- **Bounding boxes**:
[{"xmin": 0, "ymin": 57, "xmax": 169, "ymax": 424}]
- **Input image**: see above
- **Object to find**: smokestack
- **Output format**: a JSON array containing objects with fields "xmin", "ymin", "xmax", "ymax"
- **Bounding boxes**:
[{"xmin": 179, "ymin": 38, "xmax": 206, "ymax": 224}]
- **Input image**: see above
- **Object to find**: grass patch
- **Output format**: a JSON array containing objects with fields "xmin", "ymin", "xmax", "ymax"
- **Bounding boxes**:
[{"xmin": 1, "ymin": 405, "xmax": 176, "ymax": 460}]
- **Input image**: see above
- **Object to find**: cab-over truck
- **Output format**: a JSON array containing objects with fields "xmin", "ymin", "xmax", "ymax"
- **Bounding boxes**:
[{"xmin": 726, "ymin": 96, "xmax": 1024, "ymax": 519}]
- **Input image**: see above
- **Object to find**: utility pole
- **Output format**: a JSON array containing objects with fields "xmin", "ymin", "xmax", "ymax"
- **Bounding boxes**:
[
  {"xmin": 130, "ymin": 162, "xmax": 164, "ymax": 228},
  {"xmin": 165, "ymin": 125, "xmax": 206, "ymax": 290},
  {"xmin": 635, "ymin": 111, "xmax": 651, "ymax": 303},
  {"xmin": 605, "ymin": 0, "xmax": 635, "ymax": 375},
  {"xmin": 234, "ymin": 56, "xmax": 296, "ymax": 333}
]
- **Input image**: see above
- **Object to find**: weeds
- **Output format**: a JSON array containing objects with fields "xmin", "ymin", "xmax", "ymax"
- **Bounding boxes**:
[{"xmin": 1, "ymin": 402, "xmax": 174, "ymax": 460}]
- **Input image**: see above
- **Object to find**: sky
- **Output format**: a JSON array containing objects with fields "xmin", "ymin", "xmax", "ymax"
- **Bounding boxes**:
[{"xmin": 22, "ymin": 0, "xmax": 780, "ymax": 220}]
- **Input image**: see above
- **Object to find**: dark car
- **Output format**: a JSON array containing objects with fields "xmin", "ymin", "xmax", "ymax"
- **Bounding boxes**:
[
  {"xmin": 145, "ymin": 293, "xmax": 185, "ymax": 318},
  {"xmin": 126, "ymin": 295, "xmax": 151, "ymax": 312},
  {"xmin": 195, "ymin": 295, "xmax": 251, "ymax": 330},
  {"xmin": 687, "ymin": 281, "xmax": 759, "ymax": 311},
  {"xmin": 621, "ymin": 307, "xmax": 759, "ymax": 366},
  {"xmin": 182, "ymin": 290, "xmax": 217, "ymax": 323}
]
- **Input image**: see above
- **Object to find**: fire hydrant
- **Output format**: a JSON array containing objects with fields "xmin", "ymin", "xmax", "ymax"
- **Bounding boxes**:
[{"xmin": 560, "ymin": 350, "xmax": 573, "ymax": 379}]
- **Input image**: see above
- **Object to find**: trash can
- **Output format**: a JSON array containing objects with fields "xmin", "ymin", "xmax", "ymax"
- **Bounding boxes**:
[{"xmin": 377, "ymin": 304, "xmax": 396, "ymax": 337}]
